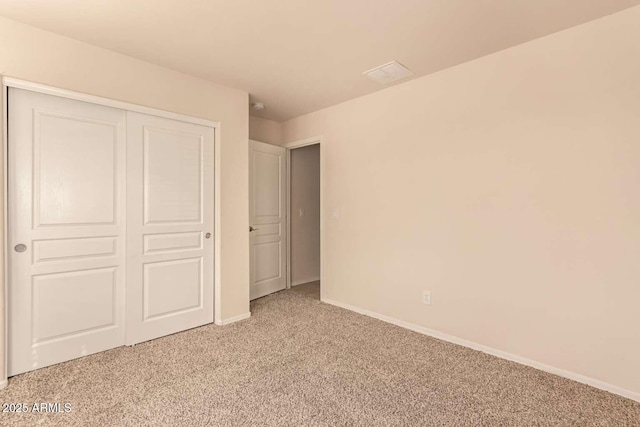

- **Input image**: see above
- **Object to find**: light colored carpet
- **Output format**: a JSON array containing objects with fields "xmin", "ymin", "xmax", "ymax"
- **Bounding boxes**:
[
  {"xmin": 1, "ymin": 284, "xmax": 639, "ymax": 426},
  {"xmin": 290, "ymin": 280, "xmax": 321, "ymax": 299}
]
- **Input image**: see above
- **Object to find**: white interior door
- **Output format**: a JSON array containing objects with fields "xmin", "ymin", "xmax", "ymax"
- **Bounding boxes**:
[
  {"xmin": 8, "ymin": 88, "xmax": 126, "ymax": 376},
  {"xmin": 125, "ymin": 112, "xmax": 214, "ymax": 345},
  {"xmin": 249, "ymin": 140, "xmax": 286, "ymax": 300}
]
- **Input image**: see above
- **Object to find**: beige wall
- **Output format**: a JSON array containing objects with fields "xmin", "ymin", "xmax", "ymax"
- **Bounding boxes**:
[
  {"xmin": 290, "ymin": 144, "xmax": 321, "ymax": 285},
  {"xmin": 0, "ymin": 17, "xmax": 250, "ymax": 384},
  {"xmin": 283, "ymin": 6, "xmax": 640, "ymax": 397},
  {"xmin": 249, "ymin": 116, "xmax": 282, "ymax": 146}
]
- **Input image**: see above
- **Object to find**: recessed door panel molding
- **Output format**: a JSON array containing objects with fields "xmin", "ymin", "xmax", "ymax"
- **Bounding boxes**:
[
  {"xmin": 143, "ymin": 257, "xmax": 203, "ymax": 321},
  {"xmin": 249, "ymin": 140, "xmax": 287, "ymax": 300},
  {"xmin": 253, "ymin": 151, "xmax": 282, "ymax": 218},
  {"xmin": 32, "ymin": 267, "xmax": 117, "ymax": 344},
  {"xmin": 33, "ymin": 110, "xmax": 118, "ymax": 228},
  {"xmin": 126, "ymin": 111, "xmax": 214, "ymax": 345},
  {"xmin": 253, "ymin": 242, "xmax": 282, "ymax": 284},
  {"xmin": 33, "ymin": 236, "xmax": 117, "ymax": 264},
  {"xmin": 143, "ymin": 232, "xmax": 203, "ymax": 255},
  {"xmin": 143, "ymin": 126, "xmax": 203, "ymax": 225},
  {"xmin": 254, "ymin": 223, "xmax": 280, "ymax": 237},
  {"xmin": 8, "ymin": 88, "xmax": 127, "ymax": 376}
]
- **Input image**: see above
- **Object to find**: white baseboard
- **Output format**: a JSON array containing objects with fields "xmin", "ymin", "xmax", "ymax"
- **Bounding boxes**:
[
  {"xmin": 0, "ymin": 379, "xmax": 7, "ymax": 390},
  {"xmin": 215, "ymin": 312, "xmax": 251, "ymax": 326},
  {"xmin": 291, "ymin": 276, "xmax": 320, "ymax": 287},
  {"xmin": 322, "ymin": 298, "xmax": 640, "ymax": 403}
]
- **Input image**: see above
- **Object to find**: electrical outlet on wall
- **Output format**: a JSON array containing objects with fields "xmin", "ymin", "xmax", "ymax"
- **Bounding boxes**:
[{"xmin": 422, "ymin": 291, "xmax": 431, "ymax": 305}]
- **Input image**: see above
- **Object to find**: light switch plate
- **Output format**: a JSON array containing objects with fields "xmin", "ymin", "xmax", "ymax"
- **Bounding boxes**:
[{"xmin": 423, "ymin": 291, "xmax": 431, "ymax": 305}]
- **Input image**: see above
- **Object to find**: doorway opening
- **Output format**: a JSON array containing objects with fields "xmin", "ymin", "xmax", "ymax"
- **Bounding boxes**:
[
  {"xmin": 286, "ymin": 142, "xmax": 321, "ymax": 300},
  {"xmin": 249, "ymin": 137, "xmax": 323, "ymax": 302}
]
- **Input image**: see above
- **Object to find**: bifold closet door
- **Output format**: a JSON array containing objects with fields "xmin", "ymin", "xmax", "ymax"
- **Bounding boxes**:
[
  {"xmin": 125, "ymin": 112, "xmax": 214, "ymax": 345},
  {"xmin": 8, "ymin": 88, "xmax": 127, "ymax": 376}
]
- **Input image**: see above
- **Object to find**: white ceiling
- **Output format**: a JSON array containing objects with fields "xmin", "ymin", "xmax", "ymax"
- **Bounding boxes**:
[{"xmin": 0, "ymin": 0, "xmax": 638, "ymax": 121}]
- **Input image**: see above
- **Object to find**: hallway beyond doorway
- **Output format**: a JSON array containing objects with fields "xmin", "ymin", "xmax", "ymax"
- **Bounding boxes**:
[{"xmin": 290, "ymin": 281, "xmax": 320, "ymax": 300}]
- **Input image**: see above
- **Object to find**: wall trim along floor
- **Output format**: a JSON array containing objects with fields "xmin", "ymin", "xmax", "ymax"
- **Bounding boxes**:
[
  {"xmin": 321, "ymin": 298, "xmax": 640, "ymax": 403},
  {"xmin": 215, "ymin": 312, "xmax": 252, "ymax": 326}
]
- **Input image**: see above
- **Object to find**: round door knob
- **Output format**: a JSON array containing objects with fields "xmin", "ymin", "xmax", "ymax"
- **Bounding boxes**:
[
  {"xmin": 205, "ymin": 233, "xmax": 212, "ymax": 239},
  {"xmin": 14, "ymin": 244, "xmax": 27, "ymax": 253}
]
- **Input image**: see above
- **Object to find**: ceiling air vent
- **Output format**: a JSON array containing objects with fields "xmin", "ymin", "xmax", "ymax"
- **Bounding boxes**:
[{"xmin": 362, "ymin": 61, "xmax": 414, "ymax": 85}]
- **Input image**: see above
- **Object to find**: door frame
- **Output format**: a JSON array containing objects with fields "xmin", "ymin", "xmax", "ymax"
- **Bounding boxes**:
[
  {"xmin": 283, "ymin": 136, "xmax": 325, "ymax": 301},
  {"xmin": 0, "ymin": 77, "xmax": 221, "ymax": 386}
]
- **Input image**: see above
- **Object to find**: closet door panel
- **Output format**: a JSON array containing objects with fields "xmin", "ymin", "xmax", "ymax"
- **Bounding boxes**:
[
  {"xmin": 125, "ymin": 112, "xmax": 214, "ymax": 345},
  {"xmin": 8, "ymin": 88, "xmax": 126, "ymax": 376}
]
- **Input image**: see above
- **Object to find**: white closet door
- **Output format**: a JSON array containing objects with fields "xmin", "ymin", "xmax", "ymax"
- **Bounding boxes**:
[
  {"xmin": 8, "ymin": 88, "xmax": 127, "ymax": 376},
  {"xmin": 249, "ymin": 140, "xmax": 286, "ymax": 300},
  {"xmin": 125, "ymin": 112, "xmax": 214, "ymax": 345}
]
